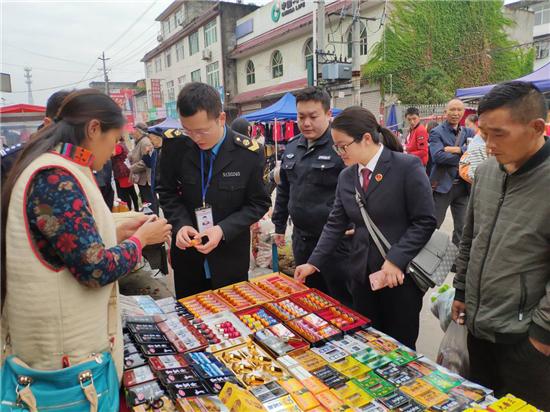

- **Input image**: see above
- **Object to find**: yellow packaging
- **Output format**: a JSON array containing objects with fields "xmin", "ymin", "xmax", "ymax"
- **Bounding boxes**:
[
  {"xmin": 517, "ymin": 406, "xmax": 542, "ymax": 412},
  {"xmin": 316, "ymin": 390, "xmax": 346, "ymax": 410},
  {"xmin": 400, "ymin": 378, "xmax": 433, "ymax": 398},
  {"xmin": 278, "ymin": 377, "xmax": 305, "ymax": 393},
  {"xmin": 263, "ymin": 394, "xmax": 302, "ymax": 412},
  {"xmin": 176, "ymin": 396, "xmax": 228, "ymax": 412},
  {"xmin": 332, "ymin": 381, "xmax": 373, "ymax": 408},
  {"xmin": 291, "ymin": 350, "xmax": 327, "ymax": 372},
  {"xmin": 488, "ymin": 394, "xmax": 528, "ymax": 412},
  {"xmin": 290, "ymin": 388, "xmax": 321, "ymax": 411},
  {"xmin": 302, "ymin": 376, "xmax": 328, "ymax": 395},
  {"xmin": 219, "ymin": 382, "xmax": 266, "ymax": 412},
  {"xmin": 414, "ymin": 388, "xmax": 448, "ymax": 408},
  {"xmin": 331, "ymin": 356, "xmax": 370, "ymax": 379},
  {"xmin": 306, "ymin": 407, "xmax": 329, "ymax": 412}
]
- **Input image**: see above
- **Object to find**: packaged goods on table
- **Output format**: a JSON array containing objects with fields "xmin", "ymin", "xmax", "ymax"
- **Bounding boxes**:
[
  {"xmin": 179, "ymin": 291, "xmax": 233, "ymax": 318},
  {"xmin": 251, "ymin": 272, "xmax": 309, "ymax": 299},
  {"xmin": 315, "ymin": 305, "xmax": 370, "ymax": 333},
  {"xmin": 289, "ymin": 289, "xmax": 340, "ymax": 312},
  {"xmin": 236, "ymin": 306, "xmax": 281, "ymax": 332},
  {"xmin": 216, "ymin": 281, "xmax": 272, "ymax": 311},
  {"xmin": 264, "ymin": 298, "xmax": 309, "ymax": 322},
  {"xmin": 194, "ymin": 311, "xmax": 252, "ymax": 352},
  {"xmin": 286, "ymin": 313, "xmax": 342, "ymax": 346},
  {"xmin": 254, "ymin": 322, "xmax": 309, "ymax": 357}
]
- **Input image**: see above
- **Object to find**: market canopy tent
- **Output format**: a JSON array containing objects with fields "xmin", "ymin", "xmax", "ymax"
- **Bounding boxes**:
[
  {"xmin": 147, "ymin": 117, "xmax": 181, "ymax": 135},
  {"xmin": 242, "ymin": 92, "xmax": 342, "ymax": 122},
  {"xmin": 455, "ymin": 62, "xmax": 550, "ymax": 101}
]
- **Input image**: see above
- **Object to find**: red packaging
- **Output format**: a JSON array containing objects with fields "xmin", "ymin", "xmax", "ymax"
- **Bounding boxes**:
[
  {"xmin": 289, "ymin": 289, "xmax": 340, "ymax": 312},
  {"xmin": 315, "ymin": 305, "xmax": 371, "ymax": 333},
  {"xmin": 148, "ymin": 355, "xmax": 189, "ymax": 373}
]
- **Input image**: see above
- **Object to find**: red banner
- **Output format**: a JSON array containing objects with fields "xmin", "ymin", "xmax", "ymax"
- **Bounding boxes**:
[{"xmin": 151, "ymin": 79, "xmax": 162, "ymax": 108}]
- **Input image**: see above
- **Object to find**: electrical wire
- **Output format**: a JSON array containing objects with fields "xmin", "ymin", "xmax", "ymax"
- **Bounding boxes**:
[
  {"xmin": 3, "ymin": 44, "xmax": 89, "ymax": 66},
  {"xmin": 7, "ymin": 73, "xmax": 104, "ymax": 94}
]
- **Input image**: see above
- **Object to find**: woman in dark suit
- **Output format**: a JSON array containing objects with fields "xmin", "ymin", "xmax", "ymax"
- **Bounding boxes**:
[{"xmin": 295, "ymin": 107, "xmax": 436, "ymax": 349}]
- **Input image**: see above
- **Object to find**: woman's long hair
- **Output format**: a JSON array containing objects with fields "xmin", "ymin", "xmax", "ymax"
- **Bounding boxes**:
[
  {"xmin": 1, "ymin": 89, "xmax": 125, "ymax": 308},
  {"xmin": 332, "ymin": 106, "xmax": 403, "ymax": 152}
]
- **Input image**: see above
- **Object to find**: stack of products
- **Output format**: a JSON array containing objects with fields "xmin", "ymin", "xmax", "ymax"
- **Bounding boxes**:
[{"xmin": 121, "ymin": 273, "xmax": 540, "ymax": 412}]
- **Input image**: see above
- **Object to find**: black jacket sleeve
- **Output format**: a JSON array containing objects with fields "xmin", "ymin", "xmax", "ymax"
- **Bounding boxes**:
[
  {"xmin": 271, "ymin": 166, "xmax": 290, "ymax": 235},
  {"xmin": 308, "ymin": 176, "xmax": 350, "ymax": 269},
  {"xmin": 218, "ymin": 149, "xmax": 271, "ymax": 241},
  {"xmin": 385, "ymin": 157, "xmax": 437, "ymax": 271},
  {"xmin": 157, "ymin": 139, "xmax": 194, "ymax": 233}
]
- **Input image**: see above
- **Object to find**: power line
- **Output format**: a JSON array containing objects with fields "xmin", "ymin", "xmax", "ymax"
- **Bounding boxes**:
[
  {"xmin": 109, "ymin": 20, "xmax": 158, "ymax": 60},
  {"xmin": 3, "ymin": 44, "xmax": 89, "ymax": 66},
  {"xmin": 0, "ymin": 62, "xmax": 92, "ymax": 73},
  {"xmin": 110, "ymin": 37, "xmax": 158, "ymax": 68},
  {"xmin": 7, "ymin": 73, "xmax": 103, "ymax": 94}
]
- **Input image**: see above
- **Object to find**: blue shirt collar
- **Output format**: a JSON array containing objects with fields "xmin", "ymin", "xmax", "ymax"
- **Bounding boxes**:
[{"xmin": 211, "ymin": 126, "xmax": 227, "ymax": 156}]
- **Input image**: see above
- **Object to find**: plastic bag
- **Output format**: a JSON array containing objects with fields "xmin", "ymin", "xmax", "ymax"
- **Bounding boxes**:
[
  {"xmin": 436, "ymin": 321, "xmax": 469, "ymax": 377},
  {"xmin": 430, "ymin": 285, "xmax": 456, "ymax": 332}
]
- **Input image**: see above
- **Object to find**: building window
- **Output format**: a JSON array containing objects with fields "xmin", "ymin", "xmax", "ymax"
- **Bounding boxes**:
[
  {"xmin": 165, "ymin": 50, "xmax": 172, "ymax": 68},
  {"xmin": 206, "ymin": 61, "xmax": 220, "ymax": 88},
  {"xmin": 176, "ymin": 9, "xmax": 183, "ymax": 26},
  {"xmin": 178, "ymin": 75, "xmax": 186, "ymax": 91},
  {"xmin": 162, "ymin": 20, "xmax": 169, "ymax": 37},
  {"xmin": 167, "ymin": 80, "xmax": 175, "ymax": 102},
  {"xmin": 189, "ymin": 31, "xmax": 199, "ymax": 55},
  {"xmin": 155, "ymin": 57, "xmax": 162, "ymax": 73},
  {"xmin": 271, "ymin": 50, "xmax": 283, "ymax": 78},
  {"xmin": 304, "ymin": 38, "xmax": 313, "ymax": 69},
  {"xmin": 176, "ymin": 41, "xmax": 184, "ymax": 62},
  {"xmin": 204, "ymin": 20, "xmax": 218, "ymax": 47},
  {"xmin": 191, "ymin": 69, "xmax": 201, "ymax": 82},
  {"xmin": 534, "ymin": 2, "xmax": 550, "ymax": 26},
  {"xmin": 536, "ymin": 42, "xmax": 550, "ymax": 60},
  {"xmin": 347, "ymin": 22, "xmax": 368, "ymax": 58},
  {"xmin": 246, "ymin": 60, "xmax": 255, "ymax": 85},
  {"xmin": 171, "ymin": 14, "xmax": 177, "ymax": 32},
  {"xmin": 146, "ymin": 62, "xmax": 153, "ymax": 77}
]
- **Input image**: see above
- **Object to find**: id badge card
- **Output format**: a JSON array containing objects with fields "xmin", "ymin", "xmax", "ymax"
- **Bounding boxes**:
[{"xmin": 195, "ymin": 205, "xmax": 214, "ymax": 233}]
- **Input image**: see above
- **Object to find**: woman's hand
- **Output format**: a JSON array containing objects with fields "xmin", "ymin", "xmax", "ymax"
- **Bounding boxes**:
[
  {"xmin": 133, "ymin": 217, "xmax": 172, "ymax": 246},
  {"xmin": 116, "ymin": 214, "xmax": 150, "ymax": 243},
  {"xmin": 294, "ymin": 264, "xmax": 318, "ymax": 283},
  {"xmin": 381, "ymin": 259, "xmax": 405, "ymax": 288}
]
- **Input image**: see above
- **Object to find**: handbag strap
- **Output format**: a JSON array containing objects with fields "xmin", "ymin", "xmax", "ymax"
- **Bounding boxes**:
[{"xmin": 354, "ymin": 189, "xmax": 392, "ymax": 258}]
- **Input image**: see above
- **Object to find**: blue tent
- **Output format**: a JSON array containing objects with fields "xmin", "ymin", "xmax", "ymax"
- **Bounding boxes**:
[
  {"xmin": 147, "ymin": 117, "xmax": 180, "ymax": 135},
  {"xmin": 242, "ymin": 92, "xmax": 342, "ymax": 122},
  {"xmin": 386, "ymin": 104, "xmax": 399, "ymax": 132},
  {"xmin": 456, "ymin": 62, "xmax": 550, "ymax": 100}
]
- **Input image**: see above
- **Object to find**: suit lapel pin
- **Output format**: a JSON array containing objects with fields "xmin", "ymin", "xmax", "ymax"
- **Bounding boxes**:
[{"xmin": 375, "ymin": 173, "xmax": 383, "ymax": 182}]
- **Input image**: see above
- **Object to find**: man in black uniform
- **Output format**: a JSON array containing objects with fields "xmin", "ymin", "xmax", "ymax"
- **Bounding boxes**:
[
  {"xmin": 157, "ymin": 83, "xmax": 270, "ymax": 298},
  {"xmin": 272, "ymin": 87, "xmax": 352, "ymax": 306}
]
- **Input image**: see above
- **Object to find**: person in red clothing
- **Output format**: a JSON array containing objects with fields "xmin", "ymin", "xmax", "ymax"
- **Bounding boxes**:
[
  {"xmin": 404, "ymin": 107, "xmax": 429, "ymax": 165},
  {"xmin": 112, "ymin": 136, "xmax": 139, "ymax": 210}
]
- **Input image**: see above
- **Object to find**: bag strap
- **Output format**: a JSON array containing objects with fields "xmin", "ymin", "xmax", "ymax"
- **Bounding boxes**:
[
  {"xmin": 107, "ymin": 282, "xmax": 118, "ymax": 351},
  {"xmin": 354, "ymin": 189, "xmax": 391, "ymax": 258}
]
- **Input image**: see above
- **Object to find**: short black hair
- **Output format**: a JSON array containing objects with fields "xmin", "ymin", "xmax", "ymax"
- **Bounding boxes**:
[
  {"xmin": 177, "ymin": 82, "xmax": 222, "ymax": 119},
  {"xmin": 478, "ymin": 81, "xmax": 547, "ymax": 123},
  {"xmin": 231, "ymin": 117, "xmax": 251, "ymax": 137},
  {"xmin": 45, "ymin": 90, "xmax": 72, "ymax": 119},
  {"xmin": 295, "ymin": 87, "xmax": 331, "ymax": 112},
  {"xmin": 405, "ymin": 107, "xmax": 420, "ymax": 117}
]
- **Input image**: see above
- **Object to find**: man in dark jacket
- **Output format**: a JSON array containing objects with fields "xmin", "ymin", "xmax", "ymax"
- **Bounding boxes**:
[
  {"xmin": 157, "ymin": 83, "xmax": 270, "ymax": 298},
  {"xmin": 272, "ymin": 87, "xmax": 352, "ymax": 305},
  {"xmin": 429, "ymin": 99, "xmax": 474, "ymax": 246},
  {"xmin": 452, "ymin": 82, "xmax": 550, "ymax": 410}
]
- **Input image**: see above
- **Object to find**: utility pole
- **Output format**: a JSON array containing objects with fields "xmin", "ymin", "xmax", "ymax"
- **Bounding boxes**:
[
  {"xmin": 317, "ymin": 0, "xmax": 325, "ymax": 83},
  {"xmin": 99, "ymin": 52, "xmax": 110, "ymax": 95},
  {"xmin": 313, "ymin": 5, "xmax": 317, "ymax": 86},
  {"xmin": 24, "ymin": 67, "xmax": 34, "ymax": 105},
  {"xmin": 351, "ymin": 0, "xmax": 361, "ymax": 106}
]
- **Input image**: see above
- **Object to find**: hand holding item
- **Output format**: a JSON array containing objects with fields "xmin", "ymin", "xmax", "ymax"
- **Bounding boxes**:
[
  {"xmin": 134, "ymin": 217, "xmax": 172, "ymax": 246},
  {"xmin": 194, "ymin": 225, "xmax": 224, "ymax": 255},
  {"xmin": 117, "ymin": 214, "xmax": 150, "ymax": 242},
  {"xmin": 451, "ymin": 300, "xmax": 467, "ymax": 325},
  {"xmin": 369, "ymin": 270, "xmax": 387, "ymax": 291},
  {"xmin": 381, "ymin": 260, "xmax": 405, "ymax": 288},
  {"xmin": 273, "ymin": 233, "xmax": 286, "ymax": 247},
  {"xmin": 294, "ymin": 264, "xmax": 317, "ymax": 283},
  {"xmin": 176, "ymin": 226, "xmax": 200, "ymax": 250}
]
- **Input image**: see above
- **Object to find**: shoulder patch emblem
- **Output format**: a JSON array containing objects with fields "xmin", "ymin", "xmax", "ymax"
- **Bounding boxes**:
[
  {"xmin": 163, "ymin": 128, "xmax": 183, "ymax": 139},
  {"xmin": 235, "ymin": 136, "xmax": 260, "ymax": 152}
]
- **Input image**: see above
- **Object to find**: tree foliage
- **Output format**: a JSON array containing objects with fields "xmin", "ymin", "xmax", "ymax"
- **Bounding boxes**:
[{"xmin": 362, "ymin": 0, "xmax": 535, "ymax": 104}]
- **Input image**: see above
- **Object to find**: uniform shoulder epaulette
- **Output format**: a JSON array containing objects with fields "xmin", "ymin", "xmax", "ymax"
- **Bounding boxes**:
[
  {"xmin": 287, "ymin": 135, "xmax": 301, "ymax": 144},
  {"xmin": 162, "ymin": 128, "xmax": 184, "ymax": 139},
  {"xmin": 234, "ymin": 134, "xmax": 260, "ymax": 153}
]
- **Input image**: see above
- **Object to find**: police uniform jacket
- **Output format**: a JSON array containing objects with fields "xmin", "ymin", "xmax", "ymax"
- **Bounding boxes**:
[
  {"xmin": 157, "ymin": 127, "xmax": 271, "ymax": 289},
  {"xmin": 272, "ymin": 127, "xmax": 345, "ymax": 238}
]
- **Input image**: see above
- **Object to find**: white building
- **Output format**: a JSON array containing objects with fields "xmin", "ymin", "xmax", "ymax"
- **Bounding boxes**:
[
  {"xmin": 230, "ymin": 0, "xmax": 386, "ymax": 115},
  {"xmin": 141, "ymin": 1, "xmax": 258, "ymax": 121}
]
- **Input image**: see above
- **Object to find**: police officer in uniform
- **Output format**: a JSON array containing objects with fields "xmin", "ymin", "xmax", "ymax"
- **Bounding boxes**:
[
  {"xmin": 157, "ymin": 83, "xmax": 270, "ymax": 298},
  {"xmin": 272, "ymin": 87, "xmax": 352, "ymax": 305}
]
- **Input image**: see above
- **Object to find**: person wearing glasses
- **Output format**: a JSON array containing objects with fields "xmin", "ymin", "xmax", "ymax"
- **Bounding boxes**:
[
  {"xmin": 157, "ymin": 83, "xmax": 270, "ymax": 298},
  {"xmin": 272, "ymin": 87, "xmax": 352, "ymax": 306},
  {"xmin": 294, "ymin": 106, "xmax": 436, "ymax": 350}
]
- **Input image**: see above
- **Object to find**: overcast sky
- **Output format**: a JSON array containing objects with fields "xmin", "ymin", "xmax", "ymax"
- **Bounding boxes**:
[{"xmin": 0, "ymin": 0, "xmax": 269, "ymax": 106}]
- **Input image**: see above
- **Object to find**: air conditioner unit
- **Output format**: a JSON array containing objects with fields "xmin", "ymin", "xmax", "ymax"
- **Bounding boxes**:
[
  {"xmin": 201, "ymin": 49, "xmax": 212, "ymax": 61},
  {"xmin": 157, "ymin": 33, "xmax": 164, "ymax": 42}
]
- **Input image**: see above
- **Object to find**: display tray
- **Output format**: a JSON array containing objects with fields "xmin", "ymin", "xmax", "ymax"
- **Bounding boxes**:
[
  {"xmin": 263, "ymin": 297, "xmax": 310, "ymax": 322},
  {"xmin": 315, "ymin": 305, "xmax": 371, "ymax": 333},
  {"xmin": 235, "ymin": 305, "xmax": 282, "ymax": 332},
  {"xmin": 286, "ymin": 313, "xmax": 343, "ymax": 347},
  {"xmin": 289, "ymin": 289, "xmax": 340, "ymax": 313},
  {"xmin": 250, "ymin": 272, "xmax": 309, "ymax": 299},
  {"xmin": 215, "ymin": 281, "xmax": 272, "ymax": 311},
  {"xmin": 254, "ymin": 322, "xmax": 310, "ymax": 357},
  {"xmin": 179, "ymin": 291, "xmax": 233, "ymax": 318}
]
